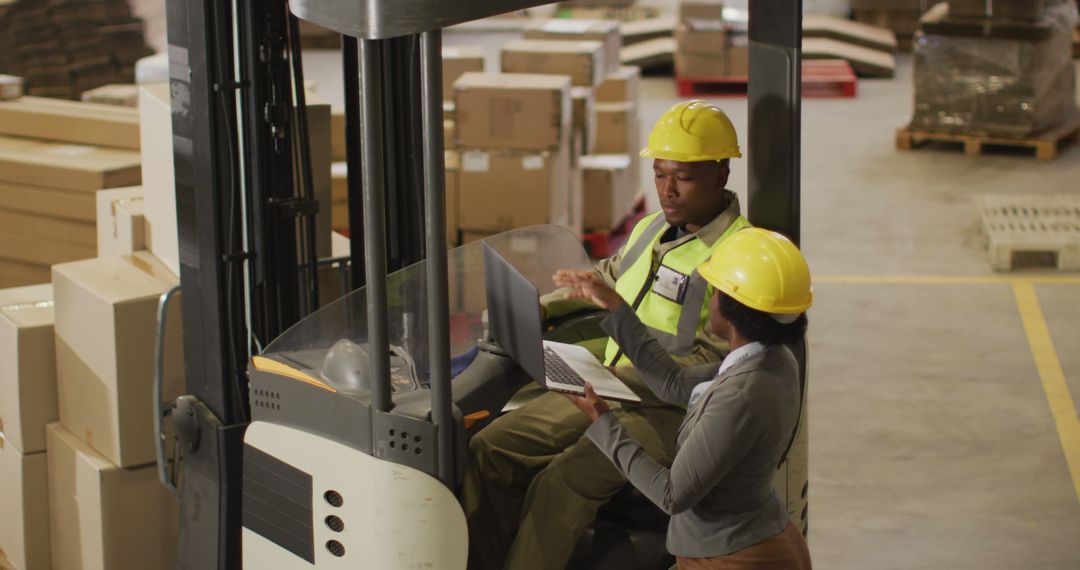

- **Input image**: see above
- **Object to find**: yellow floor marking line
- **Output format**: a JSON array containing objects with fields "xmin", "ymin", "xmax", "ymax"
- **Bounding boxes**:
[
  {"xmin": 1013, "ymin": 282, "xmax": 1080, "ymax": 504},
  {"xmin": 817, "ymin": 275, "xmax": 1080, "ymax": 286}
]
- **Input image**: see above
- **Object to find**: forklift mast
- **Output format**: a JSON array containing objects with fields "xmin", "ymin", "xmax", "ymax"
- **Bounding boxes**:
[{"xmin": 162, "ymin": 0, "xmax": 801, "ymax": 567}]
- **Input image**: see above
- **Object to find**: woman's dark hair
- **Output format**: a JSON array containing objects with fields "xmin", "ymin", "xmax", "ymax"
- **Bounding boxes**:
[{"xmin": 718, "ymin": 292, "xmax": 807, "ymax": 346}]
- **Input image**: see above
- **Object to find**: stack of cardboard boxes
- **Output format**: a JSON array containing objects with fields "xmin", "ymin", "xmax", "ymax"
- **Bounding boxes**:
[
  {"xmin": 674, "ymin": 0, "xmax": 747, "ymax": 78},
  {"xmin": 0, "ymin": 96, "xmax": 141, "ymax": 288},
  {"xmin": 911, "ymin": 0, "xmax": 1078, "ymax": 138},
  {"xmin": 0, "ymin": 0, "xmax": 154, "ymax": 99},
  {"xmin": 453, "ymin": 71, "xmax": 581, "ymax": 243}
]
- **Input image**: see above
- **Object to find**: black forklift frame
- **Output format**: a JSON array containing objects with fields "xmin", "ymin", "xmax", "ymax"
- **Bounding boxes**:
[{"xmin": 162, "ymin": 0, "xmax": 801, "ymax": 567}]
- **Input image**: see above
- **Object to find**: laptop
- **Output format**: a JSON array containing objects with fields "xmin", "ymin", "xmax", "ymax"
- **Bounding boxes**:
[{"xmin": 483, "ymin": 242, "xmax": 641, "ymax": 403}]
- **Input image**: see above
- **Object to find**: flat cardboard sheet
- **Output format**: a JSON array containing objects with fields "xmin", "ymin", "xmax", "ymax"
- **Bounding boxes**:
[
  {"xmin": 803, "ymin": 37, "xmax": 897, "ymax": 78},
  {"xmin": 0, "ymin": 96, "xmax": 139, "ymax": 150},
  {"xmin": 0, "ymin": 135, "xmax": 141, "ymax": 192}
]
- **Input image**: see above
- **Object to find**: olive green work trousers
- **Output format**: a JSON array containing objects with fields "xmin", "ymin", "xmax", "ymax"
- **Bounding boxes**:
[{"xmin": 461, "ymin": 381, "xmax": 685, "ymax": 570}]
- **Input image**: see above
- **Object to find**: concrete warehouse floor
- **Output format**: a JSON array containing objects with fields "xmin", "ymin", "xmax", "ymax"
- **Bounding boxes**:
[{"xmin": 303, "ymin": 34, "xmax": 1080, "ymax": 568}]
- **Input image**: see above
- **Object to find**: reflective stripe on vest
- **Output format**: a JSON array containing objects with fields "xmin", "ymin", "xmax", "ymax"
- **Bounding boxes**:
[{"xmin": 605, "ymin": 212, "xmax": 751, "ymax": 366}]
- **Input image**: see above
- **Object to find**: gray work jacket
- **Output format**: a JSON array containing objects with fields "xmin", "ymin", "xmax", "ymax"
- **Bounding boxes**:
[{"xmin": 586, "ymin": 303, "xmax": 799, "ymax": 558}]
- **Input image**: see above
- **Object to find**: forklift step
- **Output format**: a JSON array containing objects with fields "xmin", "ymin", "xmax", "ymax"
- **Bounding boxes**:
[
  {"xmin": 974, "ymin": 194, "xmax": 1080, "ymax": 271},
  {"xmin": 896, "ymin": 114, "xmax": 1080, "ymax": 162},
  {"xmin": 676, "ymin": 59, "xmax": 857, "ymax": 98}
]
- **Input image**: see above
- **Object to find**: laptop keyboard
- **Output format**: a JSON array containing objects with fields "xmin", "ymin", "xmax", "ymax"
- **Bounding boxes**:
[{"xmin": 543, "ymin": 346, "xmax": 586, "ymax": 388}]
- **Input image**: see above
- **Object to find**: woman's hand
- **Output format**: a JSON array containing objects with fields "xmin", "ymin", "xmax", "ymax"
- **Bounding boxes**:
[
  {"xmin": 553, "ymin": 270, "xmax": 625, "ymax": 311},
  {"xmin": 563, "ymin": 382, "xmax": 610, "ymax": 421}
]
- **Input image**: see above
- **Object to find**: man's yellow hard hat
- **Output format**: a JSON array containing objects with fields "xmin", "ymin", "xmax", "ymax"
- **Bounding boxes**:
[
  {"xmin": 640, "ymin": 100, "xmax": 741, "ymax": 162},
  {"xmin": 698, "ymin": 228, "xmax": 812, "ymax": 316}
]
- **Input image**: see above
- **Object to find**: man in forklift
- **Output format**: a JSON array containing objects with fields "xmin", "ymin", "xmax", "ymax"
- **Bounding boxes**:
[{"xmin": 463, "ymin": 100, "xmax": 753, "ymax": 570}]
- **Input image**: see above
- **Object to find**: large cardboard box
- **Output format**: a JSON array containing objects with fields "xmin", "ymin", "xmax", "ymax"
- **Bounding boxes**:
[
  {"xmin": 442, "ymin": 46, "xmax": 485, "ymax": 102},
  {"xmin": 595, "ymin": 66, "xmax": 641, "ymax": 103},
  {"xmin": 46, "ymin": 423, "xmax": 178, "ymax": 570},
  {"xmin": 330, "ymin": 107, "xmax": 346, "ymax": 161},
  {"xmin": 0, "ymin": 96, "xmax": 140, "ymax": 150},
  {"xmin": 446, "ymin": 150, "xmax": 460, "ymax": 246},
  {"xmin": 580, "ymin": 154, "xmax": 636, "ymax": 231},
  {"xmin": 727, "ymin": 33, "xmax": 749, "ymax": 77},
  {"xmin": 523, "ymin": 19, "xmax": 622, "ymax": 74},
  {"xmin": 95, "ymin": 187, "xmax": 145, "ymax": 257},
  {"xmin": 949, "ymin": 0, "xmax": 1045, "ymax": 20},
  {"xmin": 52, "ymin": 251, "xmax": 185, "ymax": 468},
  {"xmin": 680, "ymin": 0, "xmax": 725, "ymax": 23},
  {"xmin": 0, "ymin": 181, "xmax": 96, "ymax": 222},
  {"xmin": 303, "ymin": 92, "xmax": 333, "ymax": 259},
  {"xmin": 0, "ymin": 442, "xmax": 50, "ymax": 570},
  {"xmin": 0, "ymin": 231, "xmax": 97, "ymax": 268},
  {"xmin": 570, "ymin": 86, "xmax": 597, "ymax": 156},
  {"xmin": 454, "ymin": 73, "xmax": 571, "ymax": 151},
  {"xmin": 0, "ymin": 284, "xmax": 57, "ymax": 454},
  {"xmin": 675, "ymin": 25, "xmax": 727, "ymax": 77},
  {"xmin": 458, "ymin": 145, "xmax": 582, "ymax": 234},
  {"xmin": 594, "ymin": 102, "xmax": 640, "ymax": 155},
  {"xmin": 138, "ymin": 83, "xmax": 180, "ymax": 276},
  {"xmin": 501, "ymin": 39, "xmax": 607, "ymax": 87},
  {"xmin": 0, "ymin": 135, "xmax": 141, "ymax": 192},
  {"xmin": 330, "ymin": 162, "xmax": 348, "ymax": 231}
]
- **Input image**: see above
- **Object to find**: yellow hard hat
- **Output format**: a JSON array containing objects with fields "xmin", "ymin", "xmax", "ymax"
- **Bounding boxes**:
[
  {"xmin": 698, "ymin": 228, "xmax": 812, "ymax": 316},
  {"xmin": 640, "ymin": 100, "xmax": 742, "ymax": 162}
]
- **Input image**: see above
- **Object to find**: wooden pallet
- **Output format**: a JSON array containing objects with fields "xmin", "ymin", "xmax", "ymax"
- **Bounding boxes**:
[
  {"xmin": 676, "ymin": 59, "xmax": 857, "ymax": 98},
  {"xmin": 974, "ymin": 194, "xmax": 1080, "ymax": 271},
  {"xmin": 896, "ymin": 115, "xmax": 1080, "ymax": 161}
]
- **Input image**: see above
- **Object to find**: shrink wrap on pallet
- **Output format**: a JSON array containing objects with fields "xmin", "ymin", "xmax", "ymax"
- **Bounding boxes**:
[{"xmin": 911, "ymin": 1, "xmax": 1078, "ymax": 138}]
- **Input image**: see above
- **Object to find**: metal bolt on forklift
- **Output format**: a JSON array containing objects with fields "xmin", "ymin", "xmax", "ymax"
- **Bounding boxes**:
[{"xmin": 157, "ymin": 0, "xmax": 805, "ymax": 568}]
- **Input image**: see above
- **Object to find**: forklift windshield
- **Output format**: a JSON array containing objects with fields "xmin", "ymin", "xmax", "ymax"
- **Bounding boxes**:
[{"xmin": 262, "ymin": 224, "xmax": 593, "ymax": 391}]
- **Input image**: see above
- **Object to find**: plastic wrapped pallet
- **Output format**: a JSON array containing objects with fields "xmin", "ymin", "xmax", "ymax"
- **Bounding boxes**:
[{"xmin": 911, "ymin": 1, "xmax": 1078, "ymax": 138}]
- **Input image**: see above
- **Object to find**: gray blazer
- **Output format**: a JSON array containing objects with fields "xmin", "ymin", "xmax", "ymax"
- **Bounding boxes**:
[{"xmin": 586, "ymin": 303, "xmax": 800, "ymax": 558}]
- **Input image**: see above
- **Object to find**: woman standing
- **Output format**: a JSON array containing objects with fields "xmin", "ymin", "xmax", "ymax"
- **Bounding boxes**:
[{"xmin": 555, "ymin": 227, "xmax": 813, "ymax": 569}]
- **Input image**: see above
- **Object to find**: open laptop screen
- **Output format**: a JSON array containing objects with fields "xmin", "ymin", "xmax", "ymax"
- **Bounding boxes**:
[{"xmin": 483, "ymin": 242, "xmax": 546, "ymax": 383}]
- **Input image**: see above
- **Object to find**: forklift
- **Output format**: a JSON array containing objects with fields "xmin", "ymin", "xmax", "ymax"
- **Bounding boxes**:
[{"xmin": 156, "ymin": 0, "xmax": 805, "ymax": 568}]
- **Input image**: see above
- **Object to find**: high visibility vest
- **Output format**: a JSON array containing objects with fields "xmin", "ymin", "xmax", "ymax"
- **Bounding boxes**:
[{"xmin": 604, "ymin": 211, "xmax": 751, "ymax": 366}]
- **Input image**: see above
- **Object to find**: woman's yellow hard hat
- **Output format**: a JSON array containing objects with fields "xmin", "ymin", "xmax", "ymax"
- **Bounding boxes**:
[
  {"xmin": 640, "ymin": 100, "xmax": 742, "ymax": 162},
  {"xmin": 698, "ymin": 228, "xmax": 813, "ymax": 316}
]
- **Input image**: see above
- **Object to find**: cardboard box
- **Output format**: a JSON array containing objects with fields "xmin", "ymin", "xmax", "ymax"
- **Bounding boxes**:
[
  {"xmin": 675, "ymin": 25, "xmax": 727, "ymax": 78},
  {"xmin": 461, "ymin": 229, "xmax": 495, "ymax": 245},
  {"xmin": 501, "ymin": 39, "xmax": 607, "ymax": 87},
  {"xmin": 0, "ymin": 442, "xmax": 50, "ymax": 570},
  {"xmin": 680, "ymin": 0, "xmax": 725, "ymax": 23},
  {"xmin": 524, "ymin": 19, "xmax": 622, "ymax": 74},
  {"xmin": 594, "ymin": 102, "xmax": 640, "ymax": 155},
  {"xmin": 454, "ymin": 73, "xmax": 571, "ymax": 151},
  {"xmin": 328, "ymin": 153, "xmax": 460, "ymax": 244},
  {"xmin": 0, "ymin": 284, "xmax": 57, "ymax": 454},
  {"xmin": 52, "ymin": 251, "xmax": 185, "ymax": 468},
  {"xmin": 95, "ymin": 187, "xmax": 145, "ymax": 257},
  {"xmin": 330, "ymin": 107, "xmax": 346, "ymax": 161},
  {"xmin": 46, "ymin": 423, "xmax": 179, "ymax": 570},
  {"xmin": 458, "ymin": 145, "xmax": 582, "ymax": 234},
  {"xmin": 580, "ymin": 154, "xmax": 635, "ymax": 231},
  {"xmin": 0, "ymin": 260, "xmax": 52, "ymax": 289},
  {"xmin": 571, "ymin": 86, "xmax": 597, "ymax": 156},
  {"xmin": 138, "ymin": 83, "xmax": 179, "ymax": 276},
  {"xmin": 0, "ymin": 96, "xmax": 140, "ymax": 150},
  {"xmin": 949, "ymin": 0, "xmax": 1045, "ymax": 20},
  {"xmin": 0, "ymin": 209, "xmax": 96, "ymax": 247},
  {"xmin": 303, "ymin": 92, "xmax": 333, "ymax": 259},
  {"xmin": 595, "ymin": 66, "xmax": 641, "ymax": 103},
  {"xmin": 727, "ymin": 33, "xmax": 749, "ymax": 77},
  {"xmin": 80, "ymin": 84, "xmax": 140, "ymax": 107},
  {"xmin": 445, "ymin": 118, "xmax": 456, "ymax": 148},
  {"xmin": 0, "ymin": 135, "xmax": 141, "ymax": 192},
  {"xmin": 442, "ymin": 46, "xmax": 485, "ymax": 102},
  {"xmin": 0, "ymin": 181, "xmax": 96, "ymax": 222}
]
